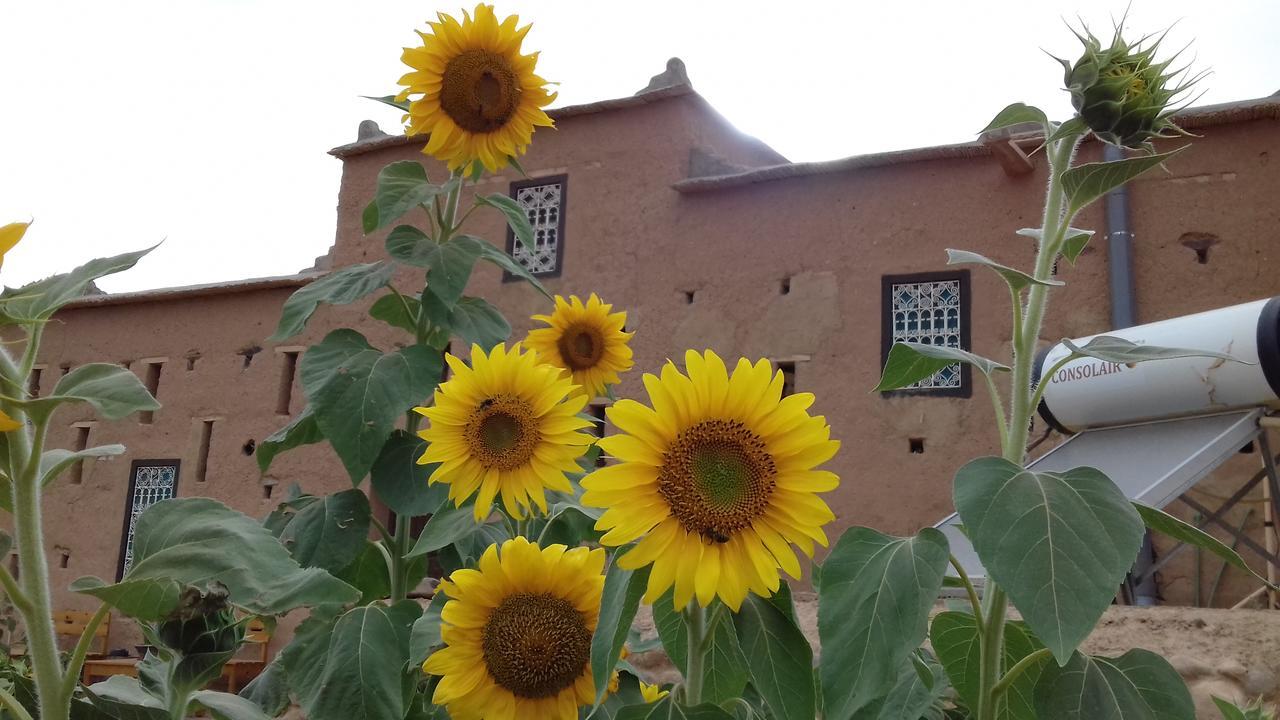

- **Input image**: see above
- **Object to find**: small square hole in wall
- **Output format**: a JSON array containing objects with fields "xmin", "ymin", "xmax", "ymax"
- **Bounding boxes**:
[
  {"xmin": 59, "ymin": 551, "xmax": 69, "ymax": 569},
  {"xmin": 684, "ymin": 290, "xmax": 696, "ymax": 304},
  {"xmin": 186, "ymin": 353, "xmax": 201, "ymax": 372},
  {"xmin": 120, "ymin": 360, "xmax": 133, "ymax": 370},
  {"xmin": 780, "ymin": 277, "xmax": 791, "ymax": 295},
  {"xmin": 239, "ymin": 345, "xmax": 262, "ymax": 370},
  {"xmin": 909, "ymin": 437, "xmax": 925, "ymax": 454},
  {"xmin": 263, "ymin": 484, "xmax": 274, "ymax": 500},
  {"xmin": 777, "ymin": 361, "xmax": 796, "ymax": 398},
  {"xmin": 60, "ymin": 363, "xmax": 72, "ymax": 376},
  {"xmin": 242, "ymin": 439, "xmax": 256, "ymax": 456}
]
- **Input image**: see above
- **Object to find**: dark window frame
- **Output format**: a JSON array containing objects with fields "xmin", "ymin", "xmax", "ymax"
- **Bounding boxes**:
[
  {"xmin": 879, "ymin": 270, "xmax": 972, "ymax": 399},
  {"xmin": 503, "ymin": 174, "xmax": 568, "ymax": 281},
  {"xmin": 116, "ymin": 459, "xmax": 181, "ymax": 580}
]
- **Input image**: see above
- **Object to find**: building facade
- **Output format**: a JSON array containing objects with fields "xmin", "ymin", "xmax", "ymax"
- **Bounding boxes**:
[{"xmin": 21, "ymin": 65, "xmax": 1280, "ymax": 650}]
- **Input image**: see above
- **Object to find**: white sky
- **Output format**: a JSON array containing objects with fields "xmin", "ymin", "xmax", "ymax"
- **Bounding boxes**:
[{"xmin": 1, "ymin": 1, "xmax": 1276, "ymax": 293}]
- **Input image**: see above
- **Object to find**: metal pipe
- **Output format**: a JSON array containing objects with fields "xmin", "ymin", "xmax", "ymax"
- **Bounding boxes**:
[{"xmin": 1105, "ymin": 143, "xmax": 1159, "ymax": 605}]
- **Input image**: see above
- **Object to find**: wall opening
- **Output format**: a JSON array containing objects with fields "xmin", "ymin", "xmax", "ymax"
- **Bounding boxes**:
[
  {"xmin": 441, "ymin": 343, "xmax": 453, "ymax": 382},
  {"xmin": 120, "ymin": 360, "xmax": 133, "ymax": 370},
  {"xmin": 276, "ymin": 351, "xmax": 299, "ymax": 415},
  {"xmin": 589, "ymin": 403, "xmax": 608, "ymax": 468},
  {"xmin": 239, "ymin": 345, "xmax": 262, "ymax": 370},
  {"xmin": 70, "ymin": 425, "xmax": 91, "ymax": 485},
  {"xmin": 185, "ymin": 353, "xmax": 201, "ymax": 372},
  {"xmin": 196, "ymin": 420, "xmax": 215, "ymax": 482},
  {"xmin": 242, "ymin": 439, "xmax": 256, "ymax": 456},
  {"xmin": 263, "ymin": 484, "xmax": 274, "ymax": 500},
  {"xmin": 777, "ymin": 361, "xmax": 797, "ymax": 398},
  {"xmin": 909, "ymin": 437, "xmax": 926, "ymax": 454},
  {"xmin": 139, "ymin": 361, "xmax": 165, "ymax": 425},
  {"xmin": 28, "ymin": 367, "xmax": 42, "ymax": 398},
  {"xmin": 684, "ymin": 290, "xmax": 696, "ymax": 304},
  {"xmin": 60, "ymin": 363, "xmax": 72, "ymax": 376},
  {"xmin": 59, "ymin": 551, "xmax": 69, "ymax": 569},
  {"xmin": 780, "ymin": 277, "xmax": 791, "ymax": 295},
  {"xmin": 1179, "ymin": 232, "xmax": 1219, "ymax": 266}
]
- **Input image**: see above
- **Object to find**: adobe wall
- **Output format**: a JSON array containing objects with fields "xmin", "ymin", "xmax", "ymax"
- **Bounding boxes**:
[{"xmin": 15, "ymin": 97, "xmax": 1280, "ymax": 652}]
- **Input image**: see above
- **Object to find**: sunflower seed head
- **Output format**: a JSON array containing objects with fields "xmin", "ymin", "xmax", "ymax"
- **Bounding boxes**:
[{"xmin": 1064, "ymin": 21, "xmax": 1204, "ymax": 149}]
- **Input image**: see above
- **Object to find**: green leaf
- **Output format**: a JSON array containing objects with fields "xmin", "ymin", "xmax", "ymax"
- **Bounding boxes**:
[
  {"xmin": 409, "ymin": 591, "xmax": 447, "ymax": 666},
  {"xmin": 930, "ymin": 612, "xmax": 1045, "ymax": 719},
  {"xmin": 256, "ymin": 406, "xmax": 324, "ymax": 473},
  {"xmin": 270, "ymin": 262, "xmax": 395, "ymax": 341},
  {"xmin": 874, "ymin": 342, "xmax": 1009, "ymax": 392},
  {"xmin": 1018, "ymin": 227, "xmax": 1098, "ymax": 265},
  {"xmin": 0, "ymin": 246, "xmax": 155, "ymax": 323},
  {"xmin": 817, "ymin": 527, "xmax": 949, "ymax": 720},
  {"xmin": 40, "ymin": 444, "xmax": 124, "ymax": 486},
  {"xmin": 1034, "ymin": 649, "xmax": 1195, "ymax": 720},
  {"xmin": 954, "ymin": 457, "xmax": 1144, "ymax": 663},
  {"xmin": 981, "ymin": 103, "xmax": 1049, "ymax": 135},
  {"xmin": 371, "ymin": 430, "xmax": 448, "ymax": 517},
  {"xmin": 1134, "ymin": 502, "xmax": 1277, "ymax": 589},
  {"xmin": 68, "ymin": 577, "xmax": 182, "ymax": 622},
  {"xmin": 1063, "ymin": 148, "xmax": 1185, "ymax": 216},
  {"xmin": 849, "ymin": 658, "xmax": 948, "ymax": 720},
  {"xmin": 1063, "ymin": 336, "xmax": 1246, "ymax": 365},
  {"xmin": 26, "ymin": 364, "xmax": 158, "ymax": 421},
  {"xmin": 191, "ymin": 691, "xmax": 271, "ymax": 720},
  {"xmin": 652, "ymin": 594, "xmax": 748, "ymax": 704},
  {"xmin": 1047, "ymin": 117, "xmax": 1088, "ymax": 143},
  {"xmin": 363, "ymin": 161, "xmax": 446, "ymax": 233},
  {"xmin": 0, "ymin": 530, "xmax": 11, "ymax": 558},
  {"xmin": 369, "ymin": 292, "xmax": 420, "ymax": 334},
  {"xmin": 238, "ymin": 657, "xmax": 290, "ymax": 716},
  {"xmin": 733, "ymin": 594, "xmax": 815, "ymax": 720},
  {"xmin": 476, "ymin": 193, "xmax": 535, "ymax": 253},
  {"xmin": 407, "ymin": 502, "xmax": 481, "ymax": 557},
  {"xmin": 386, "ymin": 233, "xmax": 483, "ymax": 308},
  {"xmin": 591, "ymin": 560, "xmax": 651, "ymax": 702},
  {"xmin": 449, "ymin": 296, "xmax": 511, "ymax": 350},
  {"xmin": 1211, "ymin": 697, "xmax": 1250, "ymax": 720},
  {"xmin": 73, "ymin": 498, "xmax": 358, "ymax": 618},
  {"xmin": 331, "ymin": 542, "xmax": 392, "ymax": 604},
  {"xmin": 473, "ymin": 238, "xmax": 552, "ymax": 299},
  {"xmin": 307, "ymin": 335, "xmax": 442, "ymax": 482},
  {"xmin": 616, "ymin": 698, "xmax": 737, "ymax": 720},
  {"xmin": 362, "ymin": 95, "xmax": 411, "ymax": 112},
  {"xmin": 947, "ymin": 249, "xmax": 1063, "ymax": 290},
  {"xmin": 285, "ymin": 602, "xmax": 421, "ymax": 720},
  {"xmin": 278, "ymin": 489, "xmax": 372, "ymax": 574},
  {"xmin": 83, "ymin": 676, "xmax": 167, "ymax": 720}
]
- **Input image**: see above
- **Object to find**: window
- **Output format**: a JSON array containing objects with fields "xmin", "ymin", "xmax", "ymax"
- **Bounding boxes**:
[
  {"xmin": 506, "ymin": 176, "xmax": 567, "ymax": 277},
  {"xmin": 276, "ymin": 351, "xmax": 299, "ymax": 415},
  {"xmin": 139, "ymin": 361, "xmax": 164, "ymax": 424},
  {"xmin": 117, "ymin": 461, "xmax": 179, "ymax": 578},
  {"xmin": 195, "ymin": 420, "xmax": 215, "ymax": 482},
  {"xmin": 880, "ymin": 271, "xmax": 971, "ymax": 397},
  {"xmin": 588, "ymin": 403, "xmax": 608, "ymax": 468}
]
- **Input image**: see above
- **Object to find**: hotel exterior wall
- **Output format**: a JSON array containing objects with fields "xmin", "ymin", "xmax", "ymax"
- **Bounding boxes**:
[{"xmin": 15, "ymin": 98, "xmax": 1280, "ymax": 650}]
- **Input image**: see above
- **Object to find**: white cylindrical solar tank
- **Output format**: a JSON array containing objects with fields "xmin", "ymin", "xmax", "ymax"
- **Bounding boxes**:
[{"xmin": 1035, "ymin": 297, "xmax": 1280, "ymax": 434}]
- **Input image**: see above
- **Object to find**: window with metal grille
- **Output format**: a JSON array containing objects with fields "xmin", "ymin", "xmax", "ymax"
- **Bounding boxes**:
[
  {"xmin": 880, "ymin": 271, "xmax": 971, "ymax": 397},
  {"xmin": 505, "ymin": 176, "xmax": 566, "ymax": 277},
  {"xmin": 117, "ymin": 461, "xmax": 179, "ymax": 578}
]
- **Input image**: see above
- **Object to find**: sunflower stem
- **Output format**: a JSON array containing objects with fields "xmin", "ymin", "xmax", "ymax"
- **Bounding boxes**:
[
  {"xmin": 680, "ymin": 602, "xmax": 708, "ymax": 705},
  {"xmin": 389, "ymin": 513, "xmax": 410, "ymax": 602}
]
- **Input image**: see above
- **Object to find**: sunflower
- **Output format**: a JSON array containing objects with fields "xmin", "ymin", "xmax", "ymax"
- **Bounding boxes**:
[
  {"xmin": 525, "ymin": 294, "xmax": 634, "ymax": 399},
  {"xmin": 416, "ymin": 343, "xmax": 593, "ymax": 521},
  {"xmin": 397, "ymin": 4, "xmax": 556, "ymax": 173},
  {"xmin": 581, "ymin": 350, "xmax": 840, "ymax": 611},
  {"xmin": 424, "ymin": 537, "xmax": 606, "ymax": 720},
  {"xmin": 640, "ymin": 682, "xmax": 669, "ymax": 703},
  {"xmin": 0, "ymin": 221, "xmax": 29, "ymax": 270}
]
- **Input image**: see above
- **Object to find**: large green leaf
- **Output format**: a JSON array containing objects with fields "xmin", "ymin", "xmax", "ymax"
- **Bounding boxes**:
[
  {"xmin": 448, "ymin": 296, "xmax": 511, "ymax": 350},
  {"xmin": 1034, "ymin": 650, "xmax": 1195, "ymax": 720},
  {"xmin": 270, "ymin": 262, "xmax": 395, "ymax": 341},
  {"xmin": 371, "ymin": 430, "xmax": 448, "ymax": 517},
  {"xmin": 26, "ymin": 364, "xmax": 158, "ymax": 421},
  {"xmin": 947, "ymin": 249, "xmax": 1063, "ymax": 290},
  {"xmin": 332, "ymin": 541, "xmax": 392, "ymax": 605},
  {"xmin": 733, "ymin": 594, "xmax": 815, "ymax": 720},
  {"xmin": 1134, "ymin": 502, "xmax": 1276, "ymax": 589},
  {"xmin": 591, "ymin": 560, "xmax": 650, "ymax": 702},
  {"xmin": 1062, "ymin": 149, "xmax": 1184, "ymax": 216},
  {"xmin": 0, "ymin": 246, "xmax": 154, "ymax": 323},
  {"xmin": 299, "ymin": 329, "xmax": 378, "ymax": 397},
  {"xmin": 190, "ymin": 691, "xmax": 271, "ymax": 720},
  {"xmin": 256, "ymin": 406, "xmax": 324, "ymax": 473},
  {"xmin": 279, "ymin": 489, "xmax": 371, "ymax": 574},
  {"xmin": 874, "ymin": 343, "xmax": 1008, "ymax": 392},
  {"xmin": 369, "ymin": 292, "xmax": 420, "ymax": 335},
  {"xmin": 930, "ymin": 612, "xmax": 1045, "ymax": 719},
  {"xmin": 981, "ymin": 103, "xmax": 1049, "ymax": 135},
  {"xmin": 40, "ymin": 444, "xmax": 125, "ymax": 486},
  {"xmin": 849, "ymin": 658, "xmax": 948, "ymax": 720},
  {"xmin": 83, "ymin": 676, "xmax": 167, "ymax": 720},
  {"xmin": 237, "ymin": 657, "xmax": 290, "ymax": 716},
  {"xmin": 476, "ymin": 193, "xmax": 535, "ymax": 253},
  {"xmin": 473, "ymin": 238, "xmax": 552, "ymax": 299},
  {"xmin": 652, "ymin": 594, "xmax": 749, "ymax": 704},
  {"xmin": 615, "ymin": 698, "xmax": 737, "ymax": 720},
  {"xmin": 1062, "ymin": 336, "xmax": 1244, "ymax": 365},
  {"xmin": 363, "ymin": 161, "xmax": 447, "ymax": 233},
  {"xmin": 72, "ymin": 498, "xmax": 358, "ymax": 619},
  {"xmin": 954, "ymin": 457, "xmax": 1144, "ymax": 663},
  {"xmin": 406, "ymin": 502, "xmax": 481, "ymax": 558},
  {"xmin": 308, "ymin": 335, "xmax": 442, "ymax": 482},
  {"xmin": 817, "ymin": 527, "xmax": 949, "ymax": 720},
  {"xmin": 287, "ymin": 602, "xmax": 421, "ymax": 720},
  {"xmin": 385, "ymin": 231, "xmax": 484, "ymax": 308},
  {"xmin": 409, "ymin": 591, "xmax": 447, "ymax": 666}
]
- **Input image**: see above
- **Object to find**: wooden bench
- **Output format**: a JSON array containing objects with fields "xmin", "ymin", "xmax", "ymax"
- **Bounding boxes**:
[
  {"xmin": 81, "ymin": 618, "xmax": 271, "ymax": 692},
  {"xmin": 11, "ymin": 610, "xmax": 111, "ymax": 659}
]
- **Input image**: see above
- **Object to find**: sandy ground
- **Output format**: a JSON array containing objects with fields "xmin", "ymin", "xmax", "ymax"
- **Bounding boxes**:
[{"xmin": 629, "ymin": 595, "xmax": 1280, "ymax": 719}]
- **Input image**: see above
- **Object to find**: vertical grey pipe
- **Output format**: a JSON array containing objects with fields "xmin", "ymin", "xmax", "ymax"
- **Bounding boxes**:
[{"xmin": 1104, "ymin": 143, "xmax": 1159, "ymax": 605}]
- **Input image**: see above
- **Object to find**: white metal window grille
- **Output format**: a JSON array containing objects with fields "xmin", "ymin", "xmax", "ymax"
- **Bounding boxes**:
[
  {"xmin": 120, "ymin": 463, "xmax": 177, "ymax": 574},
  {"xmin": 891, "ymin": 279, "xmax": 963, "ymax": 389},
  {"xmin": 511, "ymin": 182, "xmax": 562, "ymax": 275}
]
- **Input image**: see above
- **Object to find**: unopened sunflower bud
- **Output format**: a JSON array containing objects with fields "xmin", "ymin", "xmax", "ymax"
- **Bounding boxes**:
[
  {"xmin": 156, "ymin": 583, "xmax": 242, "ymax": 656},
  {"xmin": 1060, "ymin": 23, "xmax": 1202, "ymax": 150}
]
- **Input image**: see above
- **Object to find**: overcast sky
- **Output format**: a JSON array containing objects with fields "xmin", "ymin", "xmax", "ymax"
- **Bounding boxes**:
[{"xmin": 1, "ymin": 1, "xmax": 1276, "ymax": 293}]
